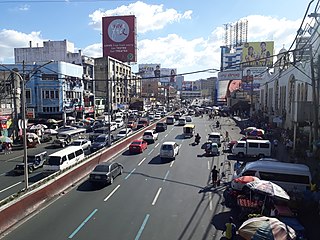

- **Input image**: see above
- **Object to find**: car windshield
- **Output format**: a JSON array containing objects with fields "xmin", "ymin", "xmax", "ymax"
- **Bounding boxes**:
[
  {"xmin": 93, "ymin": 165, "xmax": 109, "ymax": 172},
  {"xmin": 71, "ymin": 141, "xmax": 81, "ymax": 146},
  {"xmin": 162, "ymin": 145, "xmax": 173, "ymax": 150},
  {"xmin": 144, "ymin": 132, "xmax": 152, "ymax": 136},
  {"xmin": 119, "ymin": 130, "xmax": 127, "ymax": 134},
  {"xmin": 48, "ymin": 156, "xmax": 61, "ymax": 166},
  {"xmin": 132, "ymin": 141, "xmax": 141, "ymax": 145},
  {"xmin": 95, "ymin": 137, "xmax": 106, "ymax": 143},
  {"xmin": 27, "ymin": 156, "xmax": 36, "ymax": 163}
]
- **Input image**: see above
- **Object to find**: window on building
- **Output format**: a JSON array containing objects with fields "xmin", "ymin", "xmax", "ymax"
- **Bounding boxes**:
[
  {"xmin": 26, "ymin": 89, "xmax": 31, "ymax": 104},
  {"xmin": 42, "ymin": 74, "xmax": 58, "ymax": 80}
]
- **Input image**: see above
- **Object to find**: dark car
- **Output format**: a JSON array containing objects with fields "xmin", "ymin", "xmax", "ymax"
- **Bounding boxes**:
[
  {"xmin": 90, "ymin": 134, "xmax": 113, "ymax": 152},
  {"xmin": 93, "ymin": 127, "xmax": 110, "ymax": 135},
  {"xmin": 89, "ymin": 162, "xmax": 123, "ymax": 185},
  {"xmin": 137, "ymin": 118, "xmax": 149, "ymax": 129},
  {"xmin": 156, "ymin": 122, "xmax": 167, "ymax": 132},
  {"xmin": 13, "ymin": 151, "xmax": 48, "ymax": 174}
]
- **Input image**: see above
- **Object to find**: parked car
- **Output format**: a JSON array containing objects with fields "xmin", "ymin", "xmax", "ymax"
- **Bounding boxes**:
[
  {"xmin": 166, "ymin": 116, "xmax": 175, "ymax": 125},
  {"xmin": 129, "ymin": 139, "xmax": 148, "ymax": 154},
  {"xmin": 71, "ymin": 139, "xmax": 92, "ymax": 151},
  {"xmin": 89, "ymin": 162, "xmax": 123, "ymax": 185},
  {"xmin": 154, "ymin": 114, "xmax": 161, "ymax": 120},
  {"xmin": 90, "ymin": 134, "xmax": 113, "ymax": 152},
  {"xmin": 156, "ymin": 122, "xmax": 167, "ymax": 132},
  {"xmin": 116, "ymin": 128, "xmax": 132, "ymax": 140},
  {"xmin": 13, "ymin": 151, "xmax": 48, "ymax": 174},
  {"xmin": 160, "ymin": 141, "xmax": 180, "ymax": 160},
  {"xmin": 143, "ymin": 129, "xmax": 159, "ymax": 143}
]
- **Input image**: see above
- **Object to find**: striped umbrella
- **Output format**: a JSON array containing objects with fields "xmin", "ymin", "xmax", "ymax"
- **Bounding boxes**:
[
  {"xmin": 238, "ymin": 216, "xmax": 296, "ymax": 240},
  {"xmin": 231, "ymin": 176, "xmax": 260, "ymax": 191}
]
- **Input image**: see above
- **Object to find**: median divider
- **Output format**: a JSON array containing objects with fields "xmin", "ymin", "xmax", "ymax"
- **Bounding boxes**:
[{"xmin": 0, "ymin": 120, "xmax": 161, "ymax": 235}]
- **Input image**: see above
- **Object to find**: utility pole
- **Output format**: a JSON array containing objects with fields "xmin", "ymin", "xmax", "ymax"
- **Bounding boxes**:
[{"xmin": 310, "ymin": 46, "xmax": 319, "ymax": 146}]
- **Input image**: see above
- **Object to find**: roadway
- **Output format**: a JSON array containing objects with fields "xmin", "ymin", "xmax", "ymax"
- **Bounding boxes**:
[{"xmin": 1, "ymin": 116, "xmax": 244, "ymax": 240}]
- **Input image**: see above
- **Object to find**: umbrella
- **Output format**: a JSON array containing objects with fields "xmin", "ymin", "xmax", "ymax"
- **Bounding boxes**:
[
  {"xmin": 0, "ymin": 136, "xmax": 13, "ymax": 143},
  {"xmin": 231, "ymin": 176, "xmax": 260, "ymax": 191},
  {"xmin": 238, "ymin": 216, "xmax": 296, "ymax": 240},
  {"xmin": 66, "ymin": 116, "xmax": 75, "ymax": 121},
  {"xmin": 44, "ymin": 129, "xmax": 58, "ymax": 135},
  {"xmin": 26, "ymin": 132, "xmax": 39, "ymax": 139},
  {"xmin": 86, "ymin": 117, "xmax": 95, "ymax": 122},
  {"xmin": 246, "ymin": 180, "xmax": 290, "ymax": 201},
  {"xmin": 249, "ymin": 129, "xmax": 265, "ymax": 136},
  {"xmin": 47, "ymin": 119, "xmax": 58, "ymax": 124},
  {"xmin": 244, "ymin": 126, "xmax": 257, "ymax": 133}
]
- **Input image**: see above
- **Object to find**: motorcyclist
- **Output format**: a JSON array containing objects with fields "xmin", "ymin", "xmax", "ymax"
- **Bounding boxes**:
[
  {"xmin": 216, "ymin": 120, "xmax": 220, "ymax": 128},
  {"xmin": 195, "ymin": 133, "xmax": 201, "ymax": 144}
]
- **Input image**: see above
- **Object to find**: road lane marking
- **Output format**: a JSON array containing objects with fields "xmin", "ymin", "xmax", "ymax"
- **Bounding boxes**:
[
  {"xmin": 134, "ymin": 214, "xmax": 150, "ymax": 240},
  {"xmin": 163, "ymin": 170, "xmax": 170, "ymax": 182},
  {"xmin": 125, "ymin": 168, "xmax": 136, "ymax": 180},
  {"xmin": 148, "ymin": 149, "xmax": 154, "ymax": 155},
  {"xmin": 155, "ymin": 143, "xmax": 159, "ymax": 148},
  {"xmin": 138, "ymin": 157, "xmax": 146, "ymax": 166},
  {"xmin": 165, "ymin": 134, "xmax": 168, "ymax": 137},
  {"xmin": 0, "ymin": 172, "xmax": 7, "ymax": 176},
  {"xmin": 152, "ymin": 187, "xmax": 162, "ymax": 206},
  {"xmin": 68, "ymin": 209, "xmax": 98, "ymax": 239},
  {"xmin": 169, "ymin": 161, "xmax": 174, "ymax": 168},
  {"xmin": 0, "ymin": 182, "xmax": 22, "ymax": 193},
  {"xmin": 209, "ymin": 192, "xmax": 213, "ymax": 211},
  {"xmin": 104, "ymin": 184, "xmax": 120, "ymax": 202},
  {"xmin": 207, "ymin": 161, "xmax": 210, "ymax": 170},
  {"xmin": 5, "ymin": 155, "xmax": 23, "ymax": 162}
]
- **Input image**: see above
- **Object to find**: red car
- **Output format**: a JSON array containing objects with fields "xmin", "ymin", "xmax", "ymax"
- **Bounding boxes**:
[{"xmin": 129, "ymin": 139, "xmax": 148, "ymax": 153}]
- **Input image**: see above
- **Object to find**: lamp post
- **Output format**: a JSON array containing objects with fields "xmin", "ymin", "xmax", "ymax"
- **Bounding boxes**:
[{"xmin": 1, "ymin": 60, "xmax": 53, "ymax": 191}]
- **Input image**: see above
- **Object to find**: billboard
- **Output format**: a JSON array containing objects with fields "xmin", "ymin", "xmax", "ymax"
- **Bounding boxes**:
[
  {"xmin": 138, "ymin": 64, "xmax": 160, "ymax": 79},
  {"xmin": 218, "ymin": 70, "xmax": 242, "ymax": 81},
  {"xmin": 242, "ymin": 41, "xmax": 274, "ymax": 67},
  {"xmin": 159, "ymin": 68, "xmax": 177, "ymax": 83},
  {"xmin": 102, "ymin": 15, "xmax": 137, "ymax": 62}
]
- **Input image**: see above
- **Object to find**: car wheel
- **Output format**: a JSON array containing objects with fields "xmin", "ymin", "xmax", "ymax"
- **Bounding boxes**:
[
  {"xmin": 109, "ymin": 176, "xmax": 114, "ymax": 185},
  {"xmin": 28, "ymin": 166, "xmax": 34, "ymax": 173}
]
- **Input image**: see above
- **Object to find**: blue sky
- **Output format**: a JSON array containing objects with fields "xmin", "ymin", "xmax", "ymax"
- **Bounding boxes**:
[{"xmin": 0, "ymin": 0, "xmax": 315, "ymax": 80}]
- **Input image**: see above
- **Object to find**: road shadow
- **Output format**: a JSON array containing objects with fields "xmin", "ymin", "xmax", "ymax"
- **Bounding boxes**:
[
  {"xmin": 28, "ymin": 172, "xmax": 46, "ymax": 183},
  {"xmin": 148, "ymin": 155, "xmax": 172, "ymax": 165},
  {"xmin": 175, "ymin": 134, "xmax": 185, "ymax": 140},
  {"xmin": 122, "ymin": 150, "xmax": 132, "ymax": 156},
  {"xmin": 211, "ymin": 208, "xmax": 242, "ymax": 230},
  {"xmin": 44, "ymin": 145, "xmax": 58, "ymax": 149},
  {"xmin": 77, "ymin": 180, "xmax": 106, "ymax": 192}
]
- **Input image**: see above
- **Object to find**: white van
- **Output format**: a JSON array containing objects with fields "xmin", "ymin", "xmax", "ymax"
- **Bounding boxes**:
[
  {"xmin": 208, "ymin": 132, "xmax": 222, "ymax": 147},
  {"xmin": 43, "ymin": 146, "xmax": 85, "ymax": 173},
  {"xmin": 233, "ymin": 159, "xmax": 312, "ymax": 193},
  {"xmin": 160, "ymin": 141, "xmax": 180, "ymax": 160},
  {"xmin": 232, "ymin": 139, "xmax": 271, "ymax": 158}
]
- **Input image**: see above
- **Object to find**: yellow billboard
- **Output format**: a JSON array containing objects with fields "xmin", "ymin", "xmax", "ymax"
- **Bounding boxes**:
[{"xmin": 242, "ymin": 41, "xmax": 274, "ymax": 67}]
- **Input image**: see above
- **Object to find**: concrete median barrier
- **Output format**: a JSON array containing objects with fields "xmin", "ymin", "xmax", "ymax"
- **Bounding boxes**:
[{"xmin": 0, "ymin": 120, "xmax": 160, "ymax": 235}]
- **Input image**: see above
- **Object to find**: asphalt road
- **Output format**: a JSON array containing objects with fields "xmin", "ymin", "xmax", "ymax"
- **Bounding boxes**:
[
  {"xmin": 1, "ymin": 116, "xmax": 244, "ymax": 240},
  {"xmin": 0, "ymin": 126, "xmax": 130, "ymax": 201}
]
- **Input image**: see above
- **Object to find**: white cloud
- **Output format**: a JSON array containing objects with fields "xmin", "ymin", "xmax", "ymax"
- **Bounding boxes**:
[
  {"xmin": 19, "ymin": 4, "xmax": 30, "ymax": 11},
  {"xmin": 88, "ymin": 1, "xmax": 192, "ymax": 34},
  {"xmin": 0, "ymin": 29, "xmax": 45, "ymax": 63}
]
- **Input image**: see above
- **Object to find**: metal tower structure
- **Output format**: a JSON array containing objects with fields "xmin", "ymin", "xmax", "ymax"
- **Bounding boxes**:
[{"xmin": 224, "ymin": 19, "xmax": 248, "ymax": 49}]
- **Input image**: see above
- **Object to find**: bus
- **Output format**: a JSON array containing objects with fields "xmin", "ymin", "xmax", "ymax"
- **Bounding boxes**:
[
  {"xmin": 43, "ymin": 146, "xmax": 85, "ymax": 173},
  {"xmin": 52, "ymin": 128, "xmax": 87, "ymax": 148}
]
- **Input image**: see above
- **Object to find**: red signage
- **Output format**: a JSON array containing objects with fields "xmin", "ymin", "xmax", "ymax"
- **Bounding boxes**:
[{"xmin": 102, "ymin": 15, "xmax": 137, "ymax": 63}]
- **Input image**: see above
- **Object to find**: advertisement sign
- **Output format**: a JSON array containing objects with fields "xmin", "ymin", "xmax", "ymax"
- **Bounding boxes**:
[
  {"xmin": 102, "ymin": 15, "xmax": 137, "ymax": 62},
  {"xmin": 182, "ymin": 81, "xmax": 199, "ymax": 91},
  {"xmin": 242, "ymin": 41, "xmax": 274, "ymax": 67},
  {"xmin": 242, "ymin": 83, "xmax": 261, "ymax": 90},
  {"xmin": 159, "ymin": 68, "xmax": 177, "ymax": 83},
  {"xmin": 138, "ymin": 64, "xmax": 160, "ymax": 79},
  {"xmin": 218, "ymin": 71, "xmax": 242, "ymax": 81},
  {"xmin": 242, "ymin": 67, "xmax": 267, "ymax": 82}
]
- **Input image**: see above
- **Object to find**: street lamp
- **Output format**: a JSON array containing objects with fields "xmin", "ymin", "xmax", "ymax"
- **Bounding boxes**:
[{"xmin": 1, "ymin": 60, "xmax": 53, "ymax": 191}]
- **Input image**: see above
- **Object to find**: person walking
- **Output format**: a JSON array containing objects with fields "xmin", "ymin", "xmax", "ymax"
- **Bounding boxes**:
[
  {"xmin": 211, "ymin": 165, "xmax": 219, "ymax": 186},
  {"xmin": 222, "ymin": 216, "xmax": 237, "ymax": 240}
]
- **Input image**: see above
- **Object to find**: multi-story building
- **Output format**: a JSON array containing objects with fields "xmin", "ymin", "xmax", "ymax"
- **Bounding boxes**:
[
  {"xmin": 94, "ymin": 56, "xmax": 135, "ymax": 113},
  {"xmin": 14, "ymin": 39, "xmax": 95, "ymax": 118}
]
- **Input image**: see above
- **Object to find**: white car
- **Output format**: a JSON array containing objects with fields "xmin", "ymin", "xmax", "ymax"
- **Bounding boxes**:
[
  {"xmin": 143, "ymin": 129, "xmax": 159, "ymax": 143},
  {"xmin": 154, "ymin": 115, "xmax": 161, "ymax": 120},
  {"xmin": 160, "ymin": 141, "xmax": 180, "ymax": 160},
  {"xmin": 106, "ymin": 122, "xmax": 117, "ymax": 131},
  {"xmin": 115, "ymin": 118, "xmax": 124, "ymax": 128},
  {"xmin": 116, "ymin": 128, "xmax": 132, "ymax": 140},
  {"xmin": 71, "ymin": 139, "xmax": 92, "ymax": 151}
]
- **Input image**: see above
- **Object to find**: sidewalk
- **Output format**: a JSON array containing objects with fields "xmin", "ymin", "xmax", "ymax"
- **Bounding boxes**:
[{"xmin": 232, "ymin": 115, "xmax": 319, "ymax": 240}]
